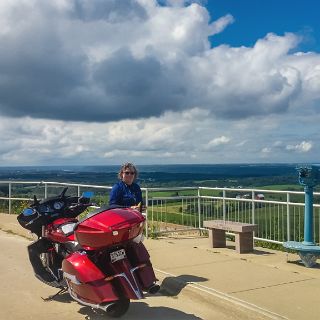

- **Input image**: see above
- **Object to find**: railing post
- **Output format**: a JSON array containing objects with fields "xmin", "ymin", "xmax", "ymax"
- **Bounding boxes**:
[
  {"xmin": 8, "ymin": 182, "xmax": 12, "ymax": 214},
  {"xmin": 287, "ymin": 192, "xmax": 290, "ymax": 241},
  {"xmin": 44, "ymin": 183, "xmax": 48, "ymax": 199},
  {"xmin": 252, "ymin": 190, "xmax": 255, "ymax": 224},
  {"xmin": 145, "ymin": 188, "xmax": 149, "ymax": 238},
  {"xmin": 198, "ymin": 187, "xmax": 201, "ymax": 229},
  {"xmin": 223, "ymin": 189, "xmax": 226, "ymax": 221},
  {"xmin": 77, "ymin": 185, "xmax": 81, "ymax": 197}
]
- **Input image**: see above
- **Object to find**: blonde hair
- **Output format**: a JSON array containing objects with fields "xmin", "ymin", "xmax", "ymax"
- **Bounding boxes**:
[{"xmin": 118, "ymin": 162, "xmax": 138, "ymax": 180}]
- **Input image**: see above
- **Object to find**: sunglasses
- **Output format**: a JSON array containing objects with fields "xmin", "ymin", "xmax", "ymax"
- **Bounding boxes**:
[{"xmin": 124, "ymin": 171, "xmax": 135, "ymax": 175}]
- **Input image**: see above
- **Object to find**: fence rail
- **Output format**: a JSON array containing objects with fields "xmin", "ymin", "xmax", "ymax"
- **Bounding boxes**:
[{"xmin": 1, "ymin": 180, "xmax": 320, "ymax": 244}]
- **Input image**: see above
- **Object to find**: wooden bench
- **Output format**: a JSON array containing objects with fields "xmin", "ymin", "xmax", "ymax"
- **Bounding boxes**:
[{"xmin": 203, "ymin": 220, "xmax": 258, "ymax": 254}]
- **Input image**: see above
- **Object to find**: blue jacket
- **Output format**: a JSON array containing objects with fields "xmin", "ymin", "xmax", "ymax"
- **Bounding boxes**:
[{"xmin": 109, "ymin": 180, "xmax": 143, "ymax": 207}]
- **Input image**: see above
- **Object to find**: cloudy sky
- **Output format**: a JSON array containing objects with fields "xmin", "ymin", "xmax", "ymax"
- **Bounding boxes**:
[{"xmin": 0, "ymin": 0, "xmax": 319, "ymax": 166}]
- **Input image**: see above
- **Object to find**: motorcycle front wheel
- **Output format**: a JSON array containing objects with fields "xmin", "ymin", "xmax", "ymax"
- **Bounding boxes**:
[{"xmin": 105, "ymin": 299, "xmax": 130, "ymax": 318}]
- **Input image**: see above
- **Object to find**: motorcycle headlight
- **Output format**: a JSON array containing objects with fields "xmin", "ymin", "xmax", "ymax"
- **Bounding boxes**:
[{"xmin": 60, "ymin": 223, "xmax": 76, "ymax": 235}]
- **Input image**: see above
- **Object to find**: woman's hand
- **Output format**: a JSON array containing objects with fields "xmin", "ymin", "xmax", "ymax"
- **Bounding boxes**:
[{"xmin": 130, "ymin": 203, "xmax": 147, "ymax": 212}]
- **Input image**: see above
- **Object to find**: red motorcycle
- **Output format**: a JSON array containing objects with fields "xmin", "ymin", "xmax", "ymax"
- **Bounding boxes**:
[{"xmin": 17, "ymin": 188, "xmax": 159, "ymax": 318}]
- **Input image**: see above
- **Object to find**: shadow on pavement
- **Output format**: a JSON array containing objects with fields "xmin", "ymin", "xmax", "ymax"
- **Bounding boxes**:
[
  {"xmin": 45, "ymin": 292, "xmax": 202, "ymax": 319},
  {"xmin": 46, "ymin": 274, "xmax": 208, "ymax": 302},
  {"xmin": 42, "ymin": 291, "xmax": 72, "ymax": 303},
  {"xmin": 159, "ymin": 274, "xmax": 208, "ymax": 296},
  {"xmin": 252, "ymin": 249, "xmax": 275, "ymax": 255},
  {"xmin": 287, "ymin": 258, "xmax": 320, "ymax": 269},
  {"xmin": 79, "ymin": 302, "xmax": 202, "ymax": 320},
  {"xmin": 221, "ymin": 245, "xmax": 275, "ymax": 256}
]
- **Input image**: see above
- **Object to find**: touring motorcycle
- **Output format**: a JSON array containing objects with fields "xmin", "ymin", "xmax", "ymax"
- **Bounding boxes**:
[{"xmin": 17, "ymin": 187, "xmax": 159, "ymax": 318}]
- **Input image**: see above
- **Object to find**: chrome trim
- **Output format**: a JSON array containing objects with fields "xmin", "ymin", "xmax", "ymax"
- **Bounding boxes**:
[
  {"xmin": 130, "ymin": 265, "xmax": 146, "ymax": 294},
  {"xmin": 112, "ymin": 270, "xmax": 143, "ymax": 299},
  {"xmin": 63, "ymin": 272, "xmax": 81, "ymax": 285},
  {"xmin": 66, "ymin": 283, "xmax": 116, "ymax": 312},
  {"xmin": 131, "ymin": 265, "xmax": 143, "ymax": 273}
]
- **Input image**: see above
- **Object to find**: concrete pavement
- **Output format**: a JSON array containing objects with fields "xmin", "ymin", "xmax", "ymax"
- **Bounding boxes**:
[
  {"xmin": 148, "ymin": 237, "xmax": 320, "ymax": 320},
  {"xmin": 1, "ymin": 213, "xmax": 320, "ymax": 319}
]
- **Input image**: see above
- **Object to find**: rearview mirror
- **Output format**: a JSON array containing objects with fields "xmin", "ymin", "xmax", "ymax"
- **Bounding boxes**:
[{"xmin": 22, "ymin": 208, "xmax": 34, "ymax": 216}]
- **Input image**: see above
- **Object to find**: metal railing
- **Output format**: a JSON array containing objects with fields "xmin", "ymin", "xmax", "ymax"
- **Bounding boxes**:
[
  {"xmin": 1, "ymin": 180, "xmax": 320, "ymax": 244},
  {"xmin": 0, "ymin": 180, "xmax": 111, "ymax": 215},
  {"xmin": 144, "ymin": 186, "xmax": 310, "ymax": 243}
]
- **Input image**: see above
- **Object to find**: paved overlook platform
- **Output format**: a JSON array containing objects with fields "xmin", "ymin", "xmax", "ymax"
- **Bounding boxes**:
[{"xmin": 1, "ymin": 213, "xmax": 320, "ymax": 320}]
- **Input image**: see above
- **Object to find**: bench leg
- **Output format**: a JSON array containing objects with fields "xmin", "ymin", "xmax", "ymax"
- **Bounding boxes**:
[
  {"xmin": 208, "ymin": 229, "xmax": 226, "ymax": 248},
  {"xmin": 235, "ymin": 232, "xmax": 254, "ymax": 253}
]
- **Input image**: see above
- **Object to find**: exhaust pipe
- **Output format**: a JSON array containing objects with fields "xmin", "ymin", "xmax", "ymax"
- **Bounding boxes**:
[{"xmin": 104, "ymin": 302, "xmax": 117, "ymax": 312}]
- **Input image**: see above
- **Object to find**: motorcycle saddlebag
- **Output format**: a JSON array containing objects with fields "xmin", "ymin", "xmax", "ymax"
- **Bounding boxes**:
[
  {"xmin": 126, "ymin": 241, "xmax": 150, "ymax": 264},
  {"xmin": 126, "ymin": 241, "xmax": 157, "ymax": 291},
  {"xmin": 62, "ymin": 252, "xmax": 119, "ymax": 304}
]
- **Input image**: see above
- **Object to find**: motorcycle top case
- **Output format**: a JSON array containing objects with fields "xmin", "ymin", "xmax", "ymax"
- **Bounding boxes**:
[{"xmin": 74, "ymin": 207, "xmax": 145, "ymax": 249}]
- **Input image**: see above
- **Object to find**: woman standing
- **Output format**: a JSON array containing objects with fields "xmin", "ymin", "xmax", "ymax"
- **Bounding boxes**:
[{"xmin": 109, "ymin": 162, "xmax": 143, "ymax": 209}]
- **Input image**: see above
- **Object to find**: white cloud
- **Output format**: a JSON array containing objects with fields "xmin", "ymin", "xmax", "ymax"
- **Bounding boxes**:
[
  {"xmin": 209, "ymin": 14, "xmax": 234, "ymax": 36},
  {"xmin": 286, "ymin": 141, "xmax": 313, "ymax": 153},
  {"xmin": 0, "ymin": 1, "xmax": 319, "ymax": 123},
  {"xmin": 0, "ymin": 1, "xmax": 320, "ymax": 165},
  {"xmin": 0, "ymin": 109, "xmax": 319, "ymax": 165},
  {"xmin": 207, "ymin": 136, "xmax": 231, "ymax": 148}
]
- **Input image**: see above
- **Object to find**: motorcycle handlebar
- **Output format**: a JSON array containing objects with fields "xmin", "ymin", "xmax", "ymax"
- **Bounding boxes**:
[{"xmin": 68, "ymin": 202, "xmax": 92, "ymax": 210}]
